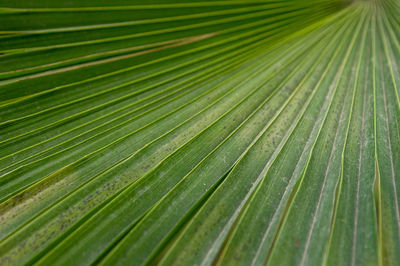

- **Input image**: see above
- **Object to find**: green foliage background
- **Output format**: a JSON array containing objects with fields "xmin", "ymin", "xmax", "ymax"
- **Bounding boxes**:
[{"xmin": 0, "ymin": 0, "xmax": 399, "ymax": 265}]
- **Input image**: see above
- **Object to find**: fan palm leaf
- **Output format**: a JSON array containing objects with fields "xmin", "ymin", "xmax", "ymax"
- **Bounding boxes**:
[{"xmin": 0, "ymin": 0, "xmax": 399, "ymax": 265}]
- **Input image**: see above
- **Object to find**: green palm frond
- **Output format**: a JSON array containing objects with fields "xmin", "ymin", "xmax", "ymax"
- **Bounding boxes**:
[{"xmin": 0, "ymin": 0, "xmax": 399, "ymax": 265}]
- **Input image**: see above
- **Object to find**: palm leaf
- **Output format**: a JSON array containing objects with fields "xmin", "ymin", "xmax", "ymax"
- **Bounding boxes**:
[{"xmin": 0, "ymin": 0, "xmax": 399, "ymax": 265}]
